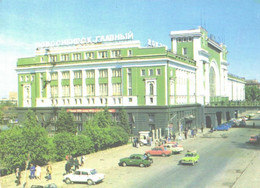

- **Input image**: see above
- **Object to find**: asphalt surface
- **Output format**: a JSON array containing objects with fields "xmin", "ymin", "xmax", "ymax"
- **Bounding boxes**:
[{"xmin": 1, "ymin": 115, "xmax": 260, "ymax": 188}]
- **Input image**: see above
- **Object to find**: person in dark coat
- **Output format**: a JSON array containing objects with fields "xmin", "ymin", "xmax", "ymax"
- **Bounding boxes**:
[
  {"xmin": 65, "ymin": 162, "xmax": 71, "ymax": 175},
  {"xmin": 15, "ymin": 168, "xmax": 21, "ymax": 186},
  {"xmin": 74, "ymin": 158, "xmax": 79, "ymax": 171}
]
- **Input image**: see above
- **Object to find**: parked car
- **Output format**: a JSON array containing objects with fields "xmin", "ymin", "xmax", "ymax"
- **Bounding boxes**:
[
  {"xmin": 118, "ymin": 154, "xmax": 153, "ymax": 167},
  {"xmin": 249, "ymin": 135, "xmax": 260, "ymax": 144},
  {"xmin": 163, "ymin": 143, "xmax": 184, "ymax": 154},
  {"xmin": 31, "ymin": 184, "xmax": 57, "ymax": 188},
  {"xmin": 145, "ymin": 146, "xmax": 172, "ymax": 157},
  {"xmin": 63, "ymin": 168, "xmax": 104, "ymax": 185},
  {"xmin": 214, "ymin": 124, "xmax": 229, "ymax": 131},
  {"xmin": 239, "ymin": 120, "xmax": 246, "ymax": 127},
  {"xmin": 180, "ymin": 150, "xmax": 199, "ymax": 165}
]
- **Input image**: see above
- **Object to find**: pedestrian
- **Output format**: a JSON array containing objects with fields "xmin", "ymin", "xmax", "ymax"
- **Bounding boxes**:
[
  {"xmin": 173, "ymin": 133, "xmax": 176, "ymax": 141},
  {"xmin": 65, "ymin": 162, "xmax": 71, "ymax": 175},
  {"xmin": 191, "ymin": 129, "xmax": 194, "ymax": 138},
  {"xmin": 136, "ymin": 138, "xmax": 139, "ymax": 148},
  {"xmin": 81, "ymin": 155, "xmax": 85, "ymax": 166},
  {"xmin": 184, "ymin": 128, "xmax": 188, "ymax": 139},
  {"xmin": 35, "ymin": 165, "xmax": 42, "ymax": 180},
  {"xmin": 30, "ymin": 163, "xmax": 36, "ymax": 179},
  {"xmin": 74, "ymin": 158, "xmax": 79, "ymax": 171},
  {"xmin": 15, "ymin": 168, "xmax": 21, "ymax": 186},
  {"xmin": 46, "ymin": 164, "xmax": 52, "ymax": 181},
  {"xmin": 253, "ymin": 122, "xmax": 255, "ymax": 128},
  {"xmin": 201, "ymin": 124, "xmax": 204, "ymax": 133},
  {"xmin": 178, "ymin": 133, "xmax": 182, "ymax": 141}
]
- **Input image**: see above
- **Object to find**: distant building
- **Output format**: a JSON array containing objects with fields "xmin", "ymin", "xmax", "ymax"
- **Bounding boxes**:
[{"xmin": 16, "ymin": 27, "xmax": 245, "ymax": 137}]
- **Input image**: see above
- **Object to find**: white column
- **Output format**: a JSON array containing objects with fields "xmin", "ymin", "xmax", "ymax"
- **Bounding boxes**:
[
  {"xmin": 95, "ymin": 69, "xmax": 99, "ymax": 96},
  {"xmin": 82, "ymin": 70, "xmax": 86, "ymax": 96},
  {"xmin": 58, "ymin": 71, "xmax": 62, "ymax": 98},
  {"xmin": 70, "ymin": 70, "xmax": 74, "ymax": 97},
  {"xmin": 108, "ymin": 68, "xmax": 112, "ymax": 96}
]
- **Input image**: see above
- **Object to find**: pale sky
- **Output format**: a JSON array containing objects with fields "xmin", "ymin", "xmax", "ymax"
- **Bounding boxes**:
[{"xmin": 1, "ymin": 0, "xmax": 260, "ymax": 98}]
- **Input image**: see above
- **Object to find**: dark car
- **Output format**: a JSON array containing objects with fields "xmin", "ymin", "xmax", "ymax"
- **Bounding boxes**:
[
  {"xmin": 239, "ymin": 120, "xmax": 246, "ymax": 127},
  {"xmin": 118, "ymin": 154, "xmax": 153, "ymax": 167}
]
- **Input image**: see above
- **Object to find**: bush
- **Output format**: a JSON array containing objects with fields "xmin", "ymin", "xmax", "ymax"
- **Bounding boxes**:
[{"xmin": 75, "ymin": 135, "xmax": 95, "ymax": 156}]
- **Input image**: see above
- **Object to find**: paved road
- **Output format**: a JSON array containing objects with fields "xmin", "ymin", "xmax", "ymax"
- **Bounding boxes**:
[{"xmin": 1, "ymin": 119, "xmax": 260, "ymax": 188}]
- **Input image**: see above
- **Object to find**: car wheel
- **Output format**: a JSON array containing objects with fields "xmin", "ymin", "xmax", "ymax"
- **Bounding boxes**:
[
  {"xmin": 65, "ymin": 178, "xmax": 72, "ymax": 184},
  {"xmin": 139, "ymin": 163, "xmax": 145, "ymax": 168},
  {"xmin": 192, "ymin": 161, "xmax": 195, "ymax": 166},
  {"xmin": 162, "ymin": 153, "xmax": 166, "ymax": 157},
  {"xmin": 150, "ymin": 159, "xmax": 153, "ymax": 163},
  {"xmin": 87, "ymin": 179, "xmax": 94, "ymax": 185},
  {"xmin": 122, "ymin": 162, "xmax": 127, "ymax": 167}
]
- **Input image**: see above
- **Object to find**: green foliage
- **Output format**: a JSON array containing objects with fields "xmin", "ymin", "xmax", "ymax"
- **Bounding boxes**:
[
  {"xmin": 93, "ymin": 108, "xmax": 115, "ymax": 128},
  {"xmin": 245, "ymin": 85, "xmax": 260, "ymax": 102},
  {"xmin": 0, "ymin": 110, "xmax": 3, "ymax": 125},
  {"xmin": 23, "ymin": 110, "xmax": 39, "ymax": 127},
  {"xmin": 83, "ymin": 118, "xmax": 128, "ymax": 151},
  {"xmin": 52, "ymin": 132, "xmax": 95, "ymax": 161},
  {"xmin": 55, "ymin": 109, "xmax": 77, "ymax": 134},
  {"xmin": 0, "ymin": 125, "xmax": 50, "ymax": 171},
  {"xmin": 52, "ymin": 132, "xmax": 77, "ymax": 161},
  {"xmin": 75, "ymin": 135, "xmax": 95, "ymax": 156},
  {"xmin": 118, "ymin": 109, "xmax": 130, "ymax": 134}
]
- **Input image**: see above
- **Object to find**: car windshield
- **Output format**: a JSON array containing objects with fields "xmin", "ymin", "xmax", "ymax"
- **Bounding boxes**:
[
  {"xmin": 185, "ymin": 153, "xmax": 194, "ymax": 157},
  {"xmin": 90, "ymin": 169, "xmax": 97, "ymax": 175}
]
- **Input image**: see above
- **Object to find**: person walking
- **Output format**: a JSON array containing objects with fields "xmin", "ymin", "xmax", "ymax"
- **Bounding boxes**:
[
  {"xmin": 81, "ymin": 155, "xmax": 85, "ymax": 166},
  {"xmin": 46, "ymin": 164, "xmax": 52, "ymax": 181},
  {"xmin": 35, "ymin": 165, "xmax": 42, "ymax": 180},
  {"xmin": 65, "ymin": 162, "xmax": 71, "ymax": 175},
  {"xmin": 15, "ymin": 168, "xmax": 21, "ymax": 186},
  {"xmin": 74, "ymin": 158, "xmax": 79, "ymax": 171},
  {"xmin": 201, "ymin": 124, "xmax": 204, "ymax": 133},
  {"xmin": 30, "ymin": 164, "xmax": 36, "ymax": 179}
]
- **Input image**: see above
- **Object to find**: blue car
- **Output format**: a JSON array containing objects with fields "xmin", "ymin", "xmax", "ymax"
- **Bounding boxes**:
[{"xmin": 214, "ymin": 124, "xmax": 229, "ymax": 131}]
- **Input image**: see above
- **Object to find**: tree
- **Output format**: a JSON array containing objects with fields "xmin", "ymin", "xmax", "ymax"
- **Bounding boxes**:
[
  {"xmin": 55, "ymin": 109, "xmax": 77, "ymax": 134},
  {"xmin": 245, "ymin": 85, "xmax": 260, "ymax": 102},
  {"xmin": 118, "ymin": 109, "xmax": 130, "ymax": 134},
  {"xmin": 23, "ymin": 110, "xmax": 39, "ymax": 127}
]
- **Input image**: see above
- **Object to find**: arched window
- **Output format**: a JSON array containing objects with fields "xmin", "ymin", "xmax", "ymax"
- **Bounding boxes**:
[
  {"xmin": 209, "ymin": 67, "xmax": 216, "ymax": 97},
  {"xmin": 149, "ymin": 83, "xmax": 154, "ymax": 95}
]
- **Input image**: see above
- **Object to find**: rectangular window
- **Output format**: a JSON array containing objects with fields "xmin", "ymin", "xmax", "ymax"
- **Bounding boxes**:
[
  {"xmin": 112, "ymin": 83, "xmax": 122, "ymax": 96},
  {"xmin": 182, "ymin": 48, "xmax": 187, "ymax": 55},
  {"xmin": 74, "ymin": 85, "xmax": 82, "ymax": 97},
  {"xmin": 85, "ymin": 52, "xmax": 94, "ymax": 59},
  {"xmin": 128, "ymin": 68, "xmax": 132, "ymax": 96},
  {"xmin": 128, "ymin": 50, "xmax": 133, "ymax": 56},
  {"xmin": 74, "ymin": 113, "xmax": 82, "ymax": 121},
  {"xmin": 156, "ymin": 69, "xmax": 161, "ymax": 76},
  {"xmin": 73, "ymin": 53, "xmax": 81, "ymax": 60},
  {"xmin": 86, "ymin": 70, "xmax": 95, "ymax": 78},
  {"xmin": 40, "ymin": 57, "xmax": 44, "ymax": 63},
  {"xmin": 74, "ymin": 71, "xmax": 82, "ymax": 79},
  {"xmin": 99, "ymin": 83, "xmax": 108, "ymax": 96},
  {"xmin": 112, "ymin": 68, "xmax": 121, "ymax": 77},
  {"xmin": 49, "ymin": 55, "xmax": 57, "ymax": 63},
  {"xmin": 50, "ymin": 86, "xmax": 58, "ymax": 98},
  {"xmin": 149, "ymin": 114, "xmax": 155, "ymax": 122},
  {"xmin": 62, "ymin": 71, "xmax": 70, "ymax": 79},
  {"xmin": 20, "ymin": 76, "xmax": 24, "ymax": 82},
  {"xmin": 111, "ymin": 50, "xmax": 121, "ymax": 58},
  {"xmin": 149, "ymin": 69, "xmax": 154, "ymax": 76},
  {"xmin": 99, "ymin": 69, "xmax": 108, "ymax": 78},
  {"xmin": 86, "ymin": 84, "xmax": 95, "ymax": 96},
  {"xmin": 141, "ymin": 69, "xmax": 145, "ymax": 76},
  {"xmin": 98, "ymin": 51, "xmax": 108, "ymax": 59},
  {"xmin": 51, "ymin": 72, "xmax": 58, "ymax": 80},
  {"xmin": 61, "ymin": 54, "xmax": 69, "ymax": 61},
  {"xmin": 62, "ymin": 85, "xmax": 70, "ymax": 97}
]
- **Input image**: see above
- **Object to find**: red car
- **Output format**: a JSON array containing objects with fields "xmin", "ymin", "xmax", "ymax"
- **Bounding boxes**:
[
  {"xmin": 249, "ymin": 135, "xmax": 260, "ymax": 144},
  {"xmin": 145, "ymin": 146, "xmax": 172, "ymax": 157}
]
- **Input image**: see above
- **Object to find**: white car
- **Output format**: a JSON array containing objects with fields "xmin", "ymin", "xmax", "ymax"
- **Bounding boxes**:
[{"xmin": 63, "ymin": 168, "xmax": 104, "ymax": 185}]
